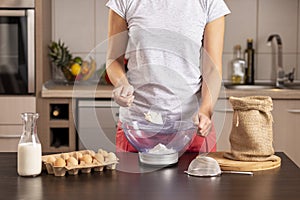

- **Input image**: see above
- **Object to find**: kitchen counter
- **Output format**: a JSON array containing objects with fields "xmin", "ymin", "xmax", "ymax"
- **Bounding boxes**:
[
  {"xmin": 223, "ymin": 87, "xmax": 300, "ymax": 99},
  {"xmin": 42, "ymin": 81, "xmax": 300, "ymax": 99},
  {"xmin": 41, "ymin": 80, "xmax": 114, "ymax": 98},
  {"xmin": 1, "ymin": 152, "xmax": 299, "ymax": 200}
]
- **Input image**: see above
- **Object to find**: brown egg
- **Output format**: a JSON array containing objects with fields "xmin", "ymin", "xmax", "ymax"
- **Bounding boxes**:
[
  {"xmin": 86, "ymin": 150, "xmax": 96, "ymax": 157},
  {"xmin": 94, "ymin": 153, "xmax": 104, "ymax": 164},
  {"xmin": 46, "ymin": 156, "xmax": 56, "ymax": 164},
  {"xmin": 75, "ymin": 152, "xmax": 83, "ymax": 160},
  {"xmin": 105, "ymin": 152, "xmax": 117, "ymax": 162},
  {"xmin": 54, "ymin": 157, "xmax": 66, "ymax": 167},
  {"xmin": 80, "ymin": 154, "xmax": 92, "ymax": 165},
  {"xmin": 67, "ymin": 157, "xmax": 78, "ymax": 167},
  {"xmin": 98, "ymin": 149, "xmax": 108, "ymax": 157},
  {"xmin": 61, "ymin": 153, "xmax": 70, "ymax": 160}
]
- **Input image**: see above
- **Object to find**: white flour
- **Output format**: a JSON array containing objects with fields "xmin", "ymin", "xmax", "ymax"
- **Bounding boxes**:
[
  {"xmin": 147, "ymin": 143, "xmax": 176, "ymax": 154},
  {"xmin": 144, "ymin": 111, "xmax": 163, "ymax": 125}
]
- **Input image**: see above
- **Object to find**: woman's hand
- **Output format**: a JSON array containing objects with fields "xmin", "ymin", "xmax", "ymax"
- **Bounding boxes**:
[
  {"xmin": 194, "ymin": 16, "xmax": 225, "ymax": 137},
  {"xmin": 193, "ymin": 111, "xmax": 212, "ymax": 137},
  {"xmin": 113, "ymin": 84, "xmax": 135, "ymax": 107},
  {"xmin": 107, "ymin": 9, "xmax": 133, "ymax": 107}
]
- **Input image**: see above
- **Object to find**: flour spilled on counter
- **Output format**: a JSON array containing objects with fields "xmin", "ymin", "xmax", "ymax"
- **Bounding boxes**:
[
  {"xmin": 147, "ymin": 143, "xmax": 176, "ymax": 154},
  {"xmin": 144, "ymin": 111, "xmax": 163, "ymax": 125}
]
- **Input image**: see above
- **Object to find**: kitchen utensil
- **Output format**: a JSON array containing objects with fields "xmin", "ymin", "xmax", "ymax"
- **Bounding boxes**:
[
  {"xmin": 184, "ymin": 156, "xmax": 253, "ymax": 176},
  {"xmin": 208, "ymin": 152, "xmax": 281, "ymax": 172},
  {"xmin": 120, "ymin": 82, "xmax": 199, "ymax": 165},
  {"xmin": 185, "ymin": 137, "xmax": 253, "ymax": 177},
  {"xmin": 122, "ymin": 120, "xmax": 197, "ymax": 165}
]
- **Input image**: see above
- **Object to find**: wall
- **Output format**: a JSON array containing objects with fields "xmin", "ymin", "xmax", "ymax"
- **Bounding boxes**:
[
  {"xmin": 52, "ymin": 0, "xmax": 300, "ymax": 83},
  {"xmin": 223, "ymin": 0, "xmax": 299, "ymax": 83}
]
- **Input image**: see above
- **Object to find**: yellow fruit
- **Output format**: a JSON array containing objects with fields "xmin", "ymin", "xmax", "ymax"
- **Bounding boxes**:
[
  {"xmin": 82, "ymin": 58, "xmax": 96, "ymax": 81},
  {"xmin": 81, "ymin": 61, "xmax": 90, "ymax": 75},
  {"xmin": 70, "ymin": 63, "xmax": 81, "ymax": 76}
]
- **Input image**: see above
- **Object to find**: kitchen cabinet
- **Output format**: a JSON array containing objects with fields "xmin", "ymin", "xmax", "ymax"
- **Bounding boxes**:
[
  {"xmin": 38, "ymin": 98, "xmax": 76, "ymax": 153},
  {"xmin": 272, "ymin": 100, "xmax": 300, "ymax": 166},
  {"xmin": 40, "ymin": 83, "xmax": 114, "ymax": 153},
  {"xmin": 213, "ymin": 97, "xmax": 300, "ymax": 167},
  {"xmin": 38, "ymin": 98, "xmax": 119, "ymax": 154},
  {"xmin": 35, "ymin": 0, "xmax": 53, "ymax": 151},
  {"xmin": 0, "ymin": 97, "xmax": 36, "ymax": 152},
  {"xmin": 213, "ymin": 99, "xmax": 233, "ymax": 151},
  {"xmin": 77, "ymin": 99, "xmax": 119, "ymax": 153}
]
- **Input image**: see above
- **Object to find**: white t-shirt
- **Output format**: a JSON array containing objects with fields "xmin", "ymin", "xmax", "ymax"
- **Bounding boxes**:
[{"xmin": 106, "ymin": 0, "xmax": 230, "ymax": 124}]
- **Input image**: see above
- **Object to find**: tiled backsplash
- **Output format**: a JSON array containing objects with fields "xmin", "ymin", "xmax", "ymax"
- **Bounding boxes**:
[
  {"xmin": 223, "ymin": 0, "xmax": 299, "ymax": 83},
  {"xmin": 52, "ymin": 0, "xmax": 300, "ymax": 83}
]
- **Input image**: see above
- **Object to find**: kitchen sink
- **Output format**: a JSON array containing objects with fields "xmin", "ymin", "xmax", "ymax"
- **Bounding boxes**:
[
  {"xmin": 225, "ymin": 83, "xmax": 300, "ymax": 90},
  {"xmin": 224, "ymin": 84, "xmax": 276, "ymax": 90},
  {"xmin": 281, "ymin": 83, "xmax": 300, "ymax": 90},
  {"xmin": 284, "ymin": 85, "xmax": 300, "ymax": 89}
]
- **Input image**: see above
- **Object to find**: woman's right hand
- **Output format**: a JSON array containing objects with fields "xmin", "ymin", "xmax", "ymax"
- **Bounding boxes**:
[{"xmin": 113, "ymin": 84, "xmax": 135, "ymax": 107}]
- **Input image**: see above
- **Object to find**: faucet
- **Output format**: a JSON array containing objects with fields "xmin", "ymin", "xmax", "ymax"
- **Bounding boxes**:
[{"xmin": 267, "ymin": 34, "xmax": 295, "ymax": 88}]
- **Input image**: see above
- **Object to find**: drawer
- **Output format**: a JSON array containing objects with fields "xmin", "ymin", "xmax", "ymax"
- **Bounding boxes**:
[
  {"xmin": 0, "ymin": 125, "xmax": 22, "ymax": 152},
  {"xmin": 0, "ymin": 138, "xmax": 19, "ymax": 152},
  {"xmin": 78, "ymin": 107, "xmax": 119, "ymax": 128},
  {"xmin": 0, "ymin": 97, "xmax": 36, "ymax": 124},
  {"xmin": 78, "ymin": 127, "xmax": 116, "ymax": 152}
]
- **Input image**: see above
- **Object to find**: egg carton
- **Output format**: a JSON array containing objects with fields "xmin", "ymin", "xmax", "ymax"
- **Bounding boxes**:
[{"xmin": 42, "ymin": 149, "xmax": 118, "ymax": 176}]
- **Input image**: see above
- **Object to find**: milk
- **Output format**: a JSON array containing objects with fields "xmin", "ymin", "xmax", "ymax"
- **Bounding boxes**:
[{"xmin": 17, "ymin": 143, "xmax": 42, "ymax": 176}]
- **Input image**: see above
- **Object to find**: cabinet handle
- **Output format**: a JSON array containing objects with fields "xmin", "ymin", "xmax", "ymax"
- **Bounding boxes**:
[
  {"xmin": 0, "ymin": 135, "xmax": 21, "ymax": 139},
  {"xmin": 287, "ymin": 109, "xmax": 300, "ymax": 114},
  {"xmin": 214, "ymin": 109, "xmax": 234, "ymax": 113},
  {"xmin": 0, "ymin": 10, "xmax": 26, "ymax": 16}
]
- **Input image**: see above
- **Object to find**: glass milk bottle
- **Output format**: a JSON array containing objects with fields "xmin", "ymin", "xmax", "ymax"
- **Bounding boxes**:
[{"xmin": 17, "ymin": 113, "xmax": 42, "ymax": 177}]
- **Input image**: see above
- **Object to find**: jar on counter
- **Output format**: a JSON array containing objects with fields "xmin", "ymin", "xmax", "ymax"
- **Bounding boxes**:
[
  {"xmin": 231, "ymin": 45, "xmax": 246, "ymax": 84},
  {"xmin": 245, "ymin": 38, "xmax": 255, "ymax": 85},
  {"xmin": 17, "ymin": 112, "xmax": 42, "ymax": 177}
]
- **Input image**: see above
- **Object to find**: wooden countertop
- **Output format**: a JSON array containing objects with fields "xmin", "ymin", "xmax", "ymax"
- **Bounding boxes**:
[
  {"xmin": 222, "ymin": 87, "xmax": 300, "ymax": 99},
  {"xmin": 42, "ymin": 81, "xmax": 300, "ymax": 99},
  {"xmin": 1, "ymin": 152, "xmax": 299, "ymax": 200},
  {"xmin": 42, "ymin": 81, "xmax": 114, "ymax": 98}
]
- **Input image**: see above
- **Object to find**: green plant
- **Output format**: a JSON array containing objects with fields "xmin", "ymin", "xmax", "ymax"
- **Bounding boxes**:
[{"xmin": 48, "ymin": 40, "xmax": 73, "ymax": 69}]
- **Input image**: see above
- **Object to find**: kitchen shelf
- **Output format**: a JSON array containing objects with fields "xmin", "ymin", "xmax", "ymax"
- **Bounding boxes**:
[
  {"xmin": 50, "ymin": 103, "xmax": 69, "ymax": 120},
  {"xmin": 38, "ymin": 98, "xmax": 76, "ymax": 153},
  {"xmin": 50, "ymin": 128, "xmax": 69, "ymax": 148}
]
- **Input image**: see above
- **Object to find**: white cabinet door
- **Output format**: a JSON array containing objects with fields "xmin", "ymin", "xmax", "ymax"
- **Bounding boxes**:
[
  {"xmin": 77, "ymin": 100, "xmax": 119, "ymax": 152},
  {"xmin": 0, "ymin": 97, "xmax": 36, "ymax": 124},
  {"xmin": 213, "ymin": 99, "xmax": 234, "ymax": 151},
  {"xmin": 272, "ymin": 100, "xmax": 300, "ymax": 167},
  {"xmin": 0, "ymin": 125, "xmax": 22, "ymax": 152},
  {"xmin": 0, "ymin": 96, "xmax": 36, "ymax": 152}
]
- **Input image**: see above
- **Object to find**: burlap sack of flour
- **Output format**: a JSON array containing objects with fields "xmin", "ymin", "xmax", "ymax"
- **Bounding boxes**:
[{"xmin": 224, "ymin": 96, "xmax": 277, "ymax": 162}]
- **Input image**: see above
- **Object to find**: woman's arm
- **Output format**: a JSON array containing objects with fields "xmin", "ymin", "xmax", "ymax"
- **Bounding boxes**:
[
  {"xmin": 106, "ymin": 9, "xmax": 134, "ymax": 106},
  {"xmin": 106, "ymin": 9, "xmax": 128, "ymax": 86},
  {"xmin": 195, "ymin": 16, "xmax": 225, "ymax": 136}
]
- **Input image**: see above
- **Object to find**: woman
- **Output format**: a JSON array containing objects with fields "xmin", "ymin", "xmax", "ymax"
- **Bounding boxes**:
[{"xmin": 106, "ymin": 0, "xmax": 230, "ymax": 152}]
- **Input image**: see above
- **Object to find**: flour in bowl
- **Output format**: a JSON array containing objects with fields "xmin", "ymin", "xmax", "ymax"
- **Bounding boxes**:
[
  {"xmin": 147, "ymin": 143, "xmax": 176, "ymax": 154},
  {"xmin": 144, "ymin": 111, "xmax": 163, "ymax": 125}
]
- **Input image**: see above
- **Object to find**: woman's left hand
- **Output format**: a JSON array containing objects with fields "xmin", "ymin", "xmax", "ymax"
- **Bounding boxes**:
[{"xmin": 193, "ymin": 112, "xmax": 212, "ymax": 137}]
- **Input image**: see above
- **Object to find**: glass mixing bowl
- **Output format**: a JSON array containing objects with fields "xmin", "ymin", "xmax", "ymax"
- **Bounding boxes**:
[{"xmin": 122, "ymin": 120, "xmax": 197, "ymax": 165}]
